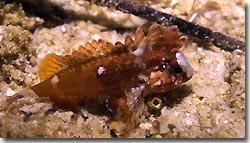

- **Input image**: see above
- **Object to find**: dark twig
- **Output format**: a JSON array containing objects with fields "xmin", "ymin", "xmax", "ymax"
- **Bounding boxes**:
[{"xmin": 86, "ymin": 0, "xmax": 245, "ymax": 52}]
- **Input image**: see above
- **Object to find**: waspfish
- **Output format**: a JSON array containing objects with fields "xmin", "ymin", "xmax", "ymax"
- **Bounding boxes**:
[{"xmin": 10, "ymin": 24, "xmax": 193, "ymax": 124}]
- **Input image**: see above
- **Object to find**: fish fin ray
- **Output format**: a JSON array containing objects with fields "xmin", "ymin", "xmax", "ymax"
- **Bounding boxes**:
[{"xmin": 38, "ymin": 54, "xmax": 68, "ymax": 82}]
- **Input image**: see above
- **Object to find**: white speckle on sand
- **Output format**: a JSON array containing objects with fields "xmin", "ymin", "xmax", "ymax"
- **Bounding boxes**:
[
  {"xmin": 61, "ymin": 25, "xmax": 66, "ymax": 32},
  {"xmin": 91, "ymin": 34, "xmax": 100, "ymax": 40},
  {"xmin": 139, "ymin": 122, "xmax": 152, "ymax": 130},
  {"xmin": 189, "ymin": 13, "xmax": 198, "ymax": 22},
  {"xmin": 185, "ymin": 118, "xmax": 193, "ymax": 125},
  {"xmin": 204, "ymin": 12, "xmax": 212, "ymax": 19},
  {"xmin": 203, "ymin": 59, "xmax": 212, "ymax": 64},
  {"xmin": 0, "ymin": 35, "xmax": 3, "ymax": 42},
  {"xmin": 6, "ymin": 88, "xmax": 15, "ymax": 96}
]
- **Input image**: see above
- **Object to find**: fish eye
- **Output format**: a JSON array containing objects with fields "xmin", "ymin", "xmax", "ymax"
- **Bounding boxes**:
[
  {"xmin": 174, "ymin": 66, "xmax": 183, "ymax": 74},
  {"xmin": 158, "ymin": 63, "xmax": 168, "ymax": 71}
]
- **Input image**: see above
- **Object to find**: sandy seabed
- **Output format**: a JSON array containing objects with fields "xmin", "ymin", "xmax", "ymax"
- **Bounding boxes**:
[{"xmin": 0, "ymin": 0, "xmax": 245, "ymax": 138}]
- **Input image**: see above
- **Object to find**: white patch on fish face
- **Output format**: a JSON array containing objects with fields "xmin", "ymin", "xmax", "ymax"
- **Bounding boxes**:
[
  {"xmin": 175, "ymin": 52, "xmax": 194, "ymax": 78},
  {"xmin": 97, "ymin": 66, "xmax": 106, "ymax": 75},
  {"xmin": 51, "ymin": 75, "xmax": 59, "ymax": 89}
]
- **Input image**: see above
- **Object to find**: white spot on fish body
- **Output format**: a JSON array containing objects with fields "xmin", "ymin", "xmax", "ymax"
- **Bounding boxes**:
[
  {"xmin": 51, "ymin": 75, "xmax": 59, "ymax": 89},
  {"xmin": 97, "ymin": 66, "xmax": 106, "ymax": 75}
]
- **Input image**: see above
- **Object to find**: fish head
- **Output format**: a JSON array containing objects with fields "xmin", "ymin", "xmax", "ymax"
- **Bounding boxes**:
[
  {"xmin": 148, "ymin": 51, "xmax": 193, "ymax": 92},
  {"xmin": 130, "ymin": 24, "xmax": 194, "ymax": 92}
]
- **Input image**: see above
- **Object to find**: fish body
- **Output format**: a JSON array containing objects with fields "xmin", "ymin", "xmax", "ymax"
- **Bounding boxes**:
[{"xmin": 27, "ymin": 24, "xmax": 193, "ymax": 123}]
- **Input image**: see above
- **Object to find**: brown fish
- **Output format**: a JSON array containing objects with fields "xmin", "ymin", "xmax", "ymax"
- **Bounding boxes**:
[{"xmin": 11, "ymin": 24, "xmax": 193, "ymax": 124}]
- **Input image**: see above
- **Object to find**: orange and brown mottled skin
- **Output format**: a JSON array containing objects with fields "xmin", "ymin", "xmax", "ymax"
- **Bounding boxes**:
[
  {"xmin": 29, "ymin": 24, "xmax": 193, "ymax": 124},
  {"xmin": 31, "ymin": 47, "xmax": 162, "ymax": 121}
]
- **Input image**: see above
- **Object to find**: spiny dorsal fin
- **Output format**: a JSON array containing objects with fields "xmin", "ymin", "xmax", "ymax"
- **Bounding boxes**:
[
  {"xmin": 146, "ymin": 24, "xmax": 161, "ymax": 44},
  {"xmin": 145, "ymin": 24, "xmax": 187, "ymax": 53},
  {"xmin": 134, "ymin": 27, "xmax": 145, "ymax": 47},
  {"xmin": 161, "ymin": 25, "xmax": 188, "ymax": 53},
  {"xmin": 64, "ymin": 39, "xmax": 125, "ymax": 65},
  {"xmin": 171, "ymin": 36, "xmax": 188, "ymax": 53},
  {"xmin": 38, "ymin": 54, "xmax": 68, "ymax": 82},
  {"xmin": 38, "ymin": 39, "xmax": 125, "ymax": 82},
  {"xmin": 162, "ymin": 25, "xmax": 179, "ymax": 46},
  {"xmin": 125, "ymin": 35, "xmax": 134, "ymax": 48}
]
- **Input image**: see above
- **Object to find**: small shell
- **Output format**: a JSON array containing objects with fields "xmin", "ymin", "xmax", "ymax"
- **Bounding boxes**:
[{"xmin": 147, "ymin": 97, "xmax": 163, "ymax": 110}]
